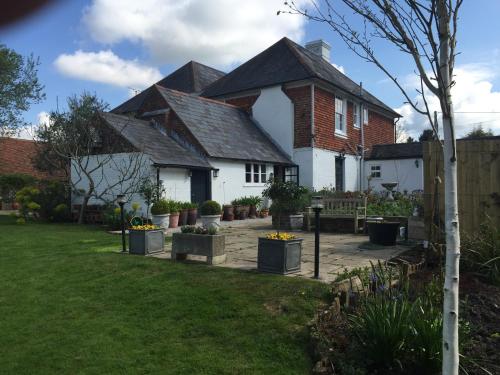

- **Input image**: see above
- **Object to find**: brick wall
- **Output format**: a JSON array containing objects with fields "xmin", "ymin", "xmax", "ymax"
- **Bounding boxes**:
[
  {"xmin": 314, "ymin": 87, "xmax": 394, "ymax": 154},
  {"xmin": 364, "ymin": 110, "xmax": 395, "ymax": 148},
  {"xmin": 0, "ymin": 137, "xmax": 66, "ymax": 180},
  {"xmin": 225, "ymin": 95, "xmax": 259, "ymax": 114},
  {"xmin": 283, "ymin": 86, "xmax": 312, "ymax": 148}
]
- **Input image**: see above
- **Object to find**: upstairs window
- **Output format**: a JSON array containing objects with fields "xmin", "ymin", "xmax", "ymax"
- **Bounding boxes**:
[
  {"xmin": 370, "ymin": 165, "xmax": 381, "ymax": 178},
  {"xmin": 335, "ymin": 97, "xmax": 346, "ymax": 134},
  {"xmin": 353, "ymin": 103, "xmax": 360, "ymax": 128},
  {"xmin": 246, "ymin": 163, "xmax": 267, "ymax": 183},
  {"xmin": 363, "ymin": 108, "xmax": 369, "ymax": 125}
]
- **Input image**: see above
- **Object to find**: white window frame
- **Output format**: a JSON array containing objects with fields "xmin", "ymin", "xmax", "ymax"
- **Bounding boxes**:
[
  {"xmin": 363, "ymin": 108, "xmax": 369, "ymax": 125},
  {"xmin": 353, "ymin": 103, "xmax": 360, "ymax": 128},
  {"xmin": 245, "ymin": 163, "xmax": 267, "ymax": 184},
  {"xmin": 335, "ymin": 97, "xmax": 347, "ymax": 136},
  {"xmin": 370, "ymin": 165, "xmax": 381, "ymax": 178}
]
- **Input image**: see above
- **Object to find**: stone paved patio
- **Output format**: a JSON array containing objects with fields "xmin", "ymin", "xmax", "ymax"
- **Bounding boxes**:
[{"xmin": 154, "ymin": 217, "xmax": 408, "ymax": 283}]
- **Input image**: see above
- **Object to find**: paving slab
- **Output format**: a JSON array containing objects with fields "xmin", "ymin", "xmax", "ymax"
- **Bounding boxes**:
[{"xmin": 152, "ymin": 217, "xmax": 408, "ymax": 283}]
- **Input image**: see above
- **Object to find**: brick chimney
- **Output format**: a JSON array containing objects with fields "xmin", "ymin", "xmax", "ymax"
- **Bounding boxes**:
[{"xmin": 305, "ymin": 39, "xmax": 331, "ymax": 62}]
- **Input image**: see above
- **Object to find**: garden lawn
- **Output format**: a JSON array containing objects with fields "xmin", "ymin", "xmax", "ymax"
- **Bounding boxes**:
[{"xmin": 0, "ymin": 216, "xmax": 328, "ymax": 374}]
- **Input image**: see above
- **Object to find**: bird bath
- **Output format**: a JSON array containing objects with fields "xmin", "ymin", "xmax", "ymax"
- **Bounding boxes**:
[{"xmin": 381, "ymin": 182, "xmax": 398, "ymax": 201}]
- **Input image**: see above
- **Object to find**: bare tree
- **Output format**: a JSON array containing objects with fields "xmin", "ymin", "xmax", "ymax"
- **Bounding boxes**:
[
  {"xmin": 282, "ymin": 1, "xmax": 462, "ymax": 373},
  {"xmin": 34, "ymin": 93, "xmax": 149, "ymax": 224}
]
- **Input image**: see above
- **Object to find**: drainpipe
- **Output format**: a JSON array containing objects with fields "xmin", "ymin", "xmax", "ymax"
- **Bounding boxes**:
[
  {"xmin": 359, "ymin": 82, "xmax": 365, "ymax": 191},
  {"xmin": 311, "ymin": 83, "xmax": 315, "ymax": 189}
]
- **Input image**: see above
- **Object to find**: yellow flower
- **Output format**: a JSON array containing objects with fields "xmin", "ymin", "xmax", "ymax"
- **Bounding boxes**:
[
  {"xmin": 266, "ymin": 232, "xmax": 296, "ymax": 240},
  {"xmin": 130, "ymin": 224, "xmax": 159, "ymax": 231}
]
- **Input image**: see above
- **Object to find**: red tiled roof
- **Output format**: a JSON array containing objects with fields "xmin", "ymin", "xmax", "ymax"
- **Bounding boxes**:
[{"xmin": 0, "ymin": 137, "xmax": 66, "ymax": 180}]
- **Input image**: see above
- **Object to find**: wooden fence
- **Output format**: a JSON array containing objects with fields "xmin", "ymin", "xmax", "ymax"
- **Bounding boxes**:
[{"xmin": 423, "ymin": 137, "xmax": 500, "ymax": 239}]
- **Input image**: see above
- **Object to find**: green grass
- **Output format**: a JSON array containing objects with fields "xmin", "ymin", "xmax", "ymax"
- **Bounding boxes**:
[{"xmin": 0, "ymin": 216, "xmax": 328, "ymax": 374}]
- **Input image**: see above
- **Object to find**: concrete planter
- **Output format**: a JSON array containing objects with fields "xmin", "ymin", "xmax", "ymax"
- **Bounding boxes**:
[
  {"xmin": 151, "ymin": 214, "xmax": 170, "ymax": 230},
  {"xmin": 272, "ymin": 214, "xmax": 304, "ymax": 230},
  {"xmin": 257, "ymin": 237, "xmax": 303, "ymax": 274},
  {"xmin": 129, "ymin": 229, "xmax": 165, "ymax": 255},
  {"xmin": 172, "ymin": 233, "xmax": 226, "ymax": 265},
  {"xmin": 201, "ymin": 214, "xmax": 220, "ymax": 229}
]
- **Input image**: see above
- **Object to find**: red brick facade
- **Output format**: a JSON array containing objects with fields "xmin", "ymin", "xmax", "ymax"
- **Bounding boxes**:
[
  {"xmin": 215, "ymin": 84, "xmax": 395, "ymax": 154},
  {"xmin": 225, "ymin": 95, "xmax": 259, "ymax": 114},
  {"xmin": 283, "ymin": 86, "xmax": 312, "ymax": 148},
  {"xmin": 0, "ymin": 137, "xmax": 65, "ymax": 180}
]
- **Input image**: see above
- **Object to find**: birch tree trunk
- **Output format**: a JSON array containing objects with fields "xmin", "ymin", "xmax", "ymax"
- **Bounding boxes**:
[{"xmin": 438, "ymin": 2, "xmax": 460, "ymax": 373}]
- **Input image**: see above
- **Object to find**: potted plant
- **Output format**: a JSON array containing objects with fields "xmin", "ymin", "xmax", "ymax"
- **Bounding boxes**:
[
  {"xmin": 151, "ymin": 199, "xmax": 170, "ymax": 230},
  {"xmin": 168, "ymin": 200, "xmax": 180, "ymax": 228},
  {"xmin": 222, "ymin": 204, "xmax": 234, "ymax": 221},
  {"xmin": 260, "ymin": 207, "xmax": 269, "ymax": 218},
  {"xmin": 231, "ymin": 198, "xmax": 243, "ymax": 220},
  {"xmin": 129, "ymin": 223, "xmax": 165, "ymax": 255},
  {"xmin": 200, "ymin": 200, "xmax": 221, "ymax": 229},
  {"xmin": 257, "ymin": 232, "xmax": 303, "ymax": 274},
  {"xmin": 172, "ymin": 225, "xmax": 226, "ymax": 265},
  {"xmin": 257, "ymin": 179, "xmax": 307, "ymax": 274},
  {"xmin": 179, "ymin": 202, "xmax": 189, "ymax": 226},
  {"xmin": 187, "ymin": 202, "xmax": 198, "ymax": 225},
  {"xmin": 247, "ymin": 195, "xmax": 262, "ymax": 219},
  {"xmin": 263, "ymin": 180, "xmax": 309, "ymax": 230}
]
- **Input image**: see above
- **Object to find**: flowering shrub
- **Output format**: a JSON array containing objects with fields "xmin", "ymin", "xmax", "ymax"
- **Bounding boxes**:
[
  {"xmin": 130, "ymin": 224, "xmax": 159, "ymax": 231},
  {"xmin": 266, "ymin": 232, "xmax": 296, "ymax": 240}
]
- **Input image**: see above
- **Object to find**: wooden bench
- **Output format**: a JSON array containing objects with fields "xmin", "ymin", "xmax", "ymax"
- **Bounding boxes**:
[{"xmin": 304, "ymin": 197, "xmax": 367, "ymax": 234}]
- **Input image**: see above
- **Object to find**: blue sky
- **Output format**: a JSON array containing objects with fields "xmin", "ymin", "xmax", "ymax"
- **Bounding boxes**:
[{"xmin": 1, "ymin": 0, "xmax": 499, "ymax": 138}]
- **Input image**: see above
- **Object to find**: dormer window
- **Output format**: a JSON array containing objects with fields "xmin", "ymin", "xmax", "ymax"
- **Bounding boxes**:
[{"xmin": 335, "ymin": 97, "xmax": 347, "ymax": 135}]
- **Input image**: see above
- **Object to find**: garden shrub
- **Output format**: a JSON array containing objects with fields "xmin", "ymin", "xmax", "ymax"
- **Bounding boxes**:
[
  {"xmin": 151, "ymin": 199, "xmax": 170, "ymax": 215},
  {"xmin": 15, "ymin": 186, "xmax": 41, "ymax": 219},
  {"xmin": 263, "ymin": 180, "xmax": 309, "ymax": 216},
  {"xmin": 461, "ymin": 218, "xmax": 500, "ymax": 286},
  {"xmin": 37, "ymin": 180, "xmax": 70, "ymax": 221},
  {"xmin": 0, "ymin": 173, "xmax": 36, "ymax": 203},
  {"xmin": 180, "ymin": 225, "xmax": 195, "ymax": 233},
  {"xmin": 200, "ymin": 200, "xmax": 221, "ymax": 215}
]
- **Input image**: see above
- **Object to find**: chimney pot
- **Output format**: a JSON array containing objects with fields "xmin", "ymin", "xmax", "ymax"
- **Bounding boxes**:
[{"xmin": 305, "ymin": 39, "xmax": 331, "ymax": 62}]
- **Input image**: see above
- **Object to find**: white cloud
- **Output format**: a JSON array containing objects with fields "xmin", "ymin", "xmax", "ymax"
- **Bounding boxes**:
[
  {"xmin": 82, "ymin": 0, "xmax": 308, "ymax": 67},
  {"xmin": 16, "ymin": 111, "xmax": 51, "ymax": 140},
  {"xmin": 395, "ymin": 63, "xmax": 500, "ymax": 139},
  {"xmin": 54, "ymin": 50, "xmax": 162, "ymax": 89}
]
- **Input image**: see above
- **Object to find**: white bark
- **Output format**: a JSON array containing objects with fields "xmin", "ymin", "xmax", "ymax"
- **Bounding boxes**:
[{"xmin": 439, "ymin": 2, "xmax": 460, "ymax": 373}]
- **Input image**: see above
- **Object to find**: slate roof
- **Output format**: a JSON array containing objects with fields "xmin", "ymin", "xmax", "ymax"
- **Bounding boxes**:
[
  {"xmin": 366, "ymin": 142, "xmax": 423, "ymax": 160},
  {"xmin": 156, "ymin": 86, "xmax": 293, "ymax": 165},
  {"xmin": 202, "ymin": 37, "xmax": 399, "ymax": 117},
  {"xmin": 112, "ymin": 61, "xmax": 225, "ymax": 114},
  {"xmin": 100, "ymin": 112, "xmax": 212, "ymax": 169}
]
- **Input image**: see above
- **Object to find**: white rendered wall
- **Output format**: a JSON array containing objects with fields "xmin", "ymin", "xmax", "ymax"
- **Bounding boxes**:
[
  {"xmin": 293, "ymin": 148, "xmax": 314, "ymax": 188},
  {"xmin": 209, "ymin": 159, "xmax": 274, "ymax": 206},
  {"xmin": 364, "ymin": 158, "xmax": 424, "ymax": 193},
  {"xmin": 252, "ymin": 86, "xmax": 294, "ymax": 157},
  {"xmin": 71, "ymin": 152, "xmax": 191, "ymax": 217},
  {"xmin": 159, "ymin": 167, "xmax": 191, "ymax": 202},
  {"xmin": 312, "ymin": 148, "xmax": 360, "ymax": 191},
  {"xmin": 71, "ymin": 152, "xmax": 151, "ymax": 214}
]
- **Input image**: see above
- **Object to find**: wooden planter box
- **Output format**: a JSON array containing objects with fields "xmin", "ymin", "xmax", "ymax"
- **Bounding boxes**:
[
  {"xmin": 129, "ymin": 229, "xmax": 165, "ymax": 255},
  {"xmin": 172, "ymin": 233, "xmax": 226, "ymax": 265},
  {"xmin": 257, "ymin": 237, "xmax": 303, "ymax": 274}
]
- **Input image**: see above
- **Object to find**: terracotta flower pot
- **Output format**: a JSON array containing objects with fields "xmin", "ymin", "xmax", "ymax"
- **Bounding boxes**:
[
  {"xmin": 260, "ymin": 209, "xmax": 269, "ymax": 218},
  {"xmin": 169, "ymin": 212, "xmax": 180, "ymax": 228},
  {"xmin": 179, "ymin": 209, "xmax": 188, "ymax": 226},
  {"xmin": 187, "ymin": 208, "xmax": 198, "ymax": 225},
  {"xmin": 223, "ymin": 205, "xmax": 234, "ymax": 221},
  {"xmin": 233, "ymin": 205, "xmax": 242, "ymax": 220},
  {"xmin": 249, "ymin": 205, "xmax": 257, "ymax": 219},
  {"xmin": 241, "ymin": 205, "xmax": 250, "ymax": 219}
]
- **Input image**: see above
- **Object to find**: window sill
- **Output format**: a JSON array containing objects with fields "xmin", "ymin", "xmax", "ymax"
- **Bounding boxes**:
[
  {"xmin": 243, "ymin": 183, "xmax": 266, "ymax": 187},
  {"xmin": 335, "ymin": 130, "xmax": 348, "ymax": 139}
]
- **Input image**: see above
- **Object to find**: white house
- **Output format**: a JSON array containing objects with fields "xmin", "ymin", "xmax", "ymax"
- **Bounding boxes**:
[{"xmin": 363, "ymin": 142, "xmax": 424, "ymax": 193}]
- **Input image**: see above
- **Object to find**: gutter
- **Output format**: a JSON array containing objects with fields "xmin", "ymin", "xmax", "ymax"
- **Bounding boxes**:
[{"xmin": 360, "ymin": 82, "xmax": 365, "ymax": 191}]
